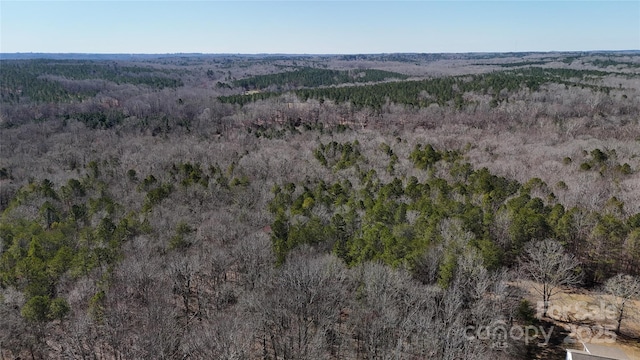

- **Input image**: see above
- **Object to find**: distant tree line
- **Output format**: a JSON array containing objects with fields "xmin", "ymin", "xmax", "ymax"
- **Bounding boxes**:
[
  {"xmin": 0, "ymin": 60, "xmax": 183, "ymax": 103},
  {"xmin": 220, "ymin": 68, "xmax": 617, "ymax": 110},
  {"xmin": 233, "ymin": 67, "xmax": 409, "ymax": 90}
]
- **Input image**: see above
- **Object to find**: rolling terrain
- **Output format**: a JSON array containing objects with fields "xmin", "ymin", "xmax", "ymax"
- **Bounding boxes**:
[{"xmin": 1, "ymin": 52, "xmax": 639, "ymax": 359}]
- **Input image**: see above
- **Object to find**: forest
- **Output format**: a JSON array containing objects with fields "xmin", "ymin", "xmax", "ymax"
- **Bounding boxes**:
[{"xmin": 0, "ymin": 51, "xmax": 639, "ymax": 359}]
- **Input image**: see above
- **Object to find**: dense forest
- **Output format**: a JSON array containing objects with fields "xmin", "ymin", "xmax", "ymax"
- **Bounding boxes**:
[
  {"xmin": 232, "ymin": 67, "xmax": 409, "ymax": 91},
  {"xmin": 220, "ymin": 67, "xmax": 620, "ymax": 108},
  {"xmin": 0, "ymin": 52, "xmax": 639, "ymax": 359}
]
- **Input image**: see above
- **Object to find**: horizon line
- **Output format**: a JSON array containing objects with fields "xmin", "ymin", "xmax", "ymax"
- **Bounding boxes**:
[{"xmin": 2, "ymin": 49, "xmax": 639, "ymax": 57}]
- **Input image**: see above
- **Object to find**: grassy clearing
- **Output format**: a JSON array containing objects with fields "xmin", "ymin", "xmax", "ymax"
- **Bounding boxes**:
[{"xmin": 516, "ymin": 280, "xmax": 640, "ymax": 358}]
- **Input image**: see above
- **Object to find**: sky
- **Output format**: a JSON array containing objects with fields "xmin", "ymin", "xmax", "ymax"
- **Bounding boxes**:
[{"xmin": 1, "ymin": 1, "xmax": 639, "ymax": 54}]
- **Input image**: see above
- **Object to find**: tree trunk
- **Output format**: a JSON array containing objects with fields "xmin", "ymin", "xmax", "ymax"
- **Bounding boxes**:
[
  {"xmin": 616, "ymin": 306, "xmax": 624, "ymax": 334},
  {"xmin": 543, "ymin": 283, "xmax": 549, "ymax": 318}
]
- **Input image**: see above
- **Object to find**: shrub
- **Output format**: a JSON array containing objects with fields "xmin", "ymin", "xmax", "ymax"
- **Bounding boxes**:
[{"xmin": 516, "ymin": 299, "xmax": 537, "ymax": 325}]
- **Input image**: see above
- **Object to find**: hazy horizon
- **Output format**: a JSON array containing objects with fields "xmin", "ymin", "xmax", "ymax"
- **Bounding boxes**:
[{"xmin": 2, "ymin": 49, "xmax": 640, "ymax": 55}]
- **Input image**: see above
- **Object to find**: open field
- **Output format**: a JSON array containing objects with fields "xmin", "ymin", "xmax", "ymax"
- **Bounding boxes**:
[{"xmin": 517, "ymin": 280, "xmax": 640, "ymax": 359}]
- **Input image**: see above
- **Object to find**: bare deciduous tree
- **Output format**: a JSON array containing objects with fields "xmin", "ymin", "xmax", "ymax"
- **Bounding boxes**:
[
  {"xmin": 604, "ymin": 273, "xmax": 640, "ymax": 334},
  {"xmin": 248, "ymin": 250, "xmax": 348, "ymax": 360},
  {"xmin": 519, "ymin": 239, "xmax": 582, "ymax": 318}
]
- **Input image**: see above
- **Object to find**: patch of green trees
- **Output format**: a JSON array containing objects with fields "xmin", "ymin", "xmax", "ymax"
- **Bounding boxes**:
[
  {"xmin": 233, "ymin": 67, "xmax": 408, "ymax": 90},
  {"xmin": 0, "ymin": 60, "xmax": 183, "ymax": 103},
  {"xmin": 0, "ymin": 166, "xmax": 148, "ymax": 324},
  {"xmin": 220, "ymin": 68, "xmax": 615, "ymax": 110},
  {"xmin": 269, "ymin": 142, "xmax": 640, "ymax": 284}
]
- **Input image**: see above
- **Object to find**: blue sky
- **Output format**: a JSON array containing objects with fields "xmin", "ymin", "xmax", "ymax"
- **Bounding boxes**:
[{"xmin": 1, "ymin": 1, "xmax": 638, "ymax": 54}]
